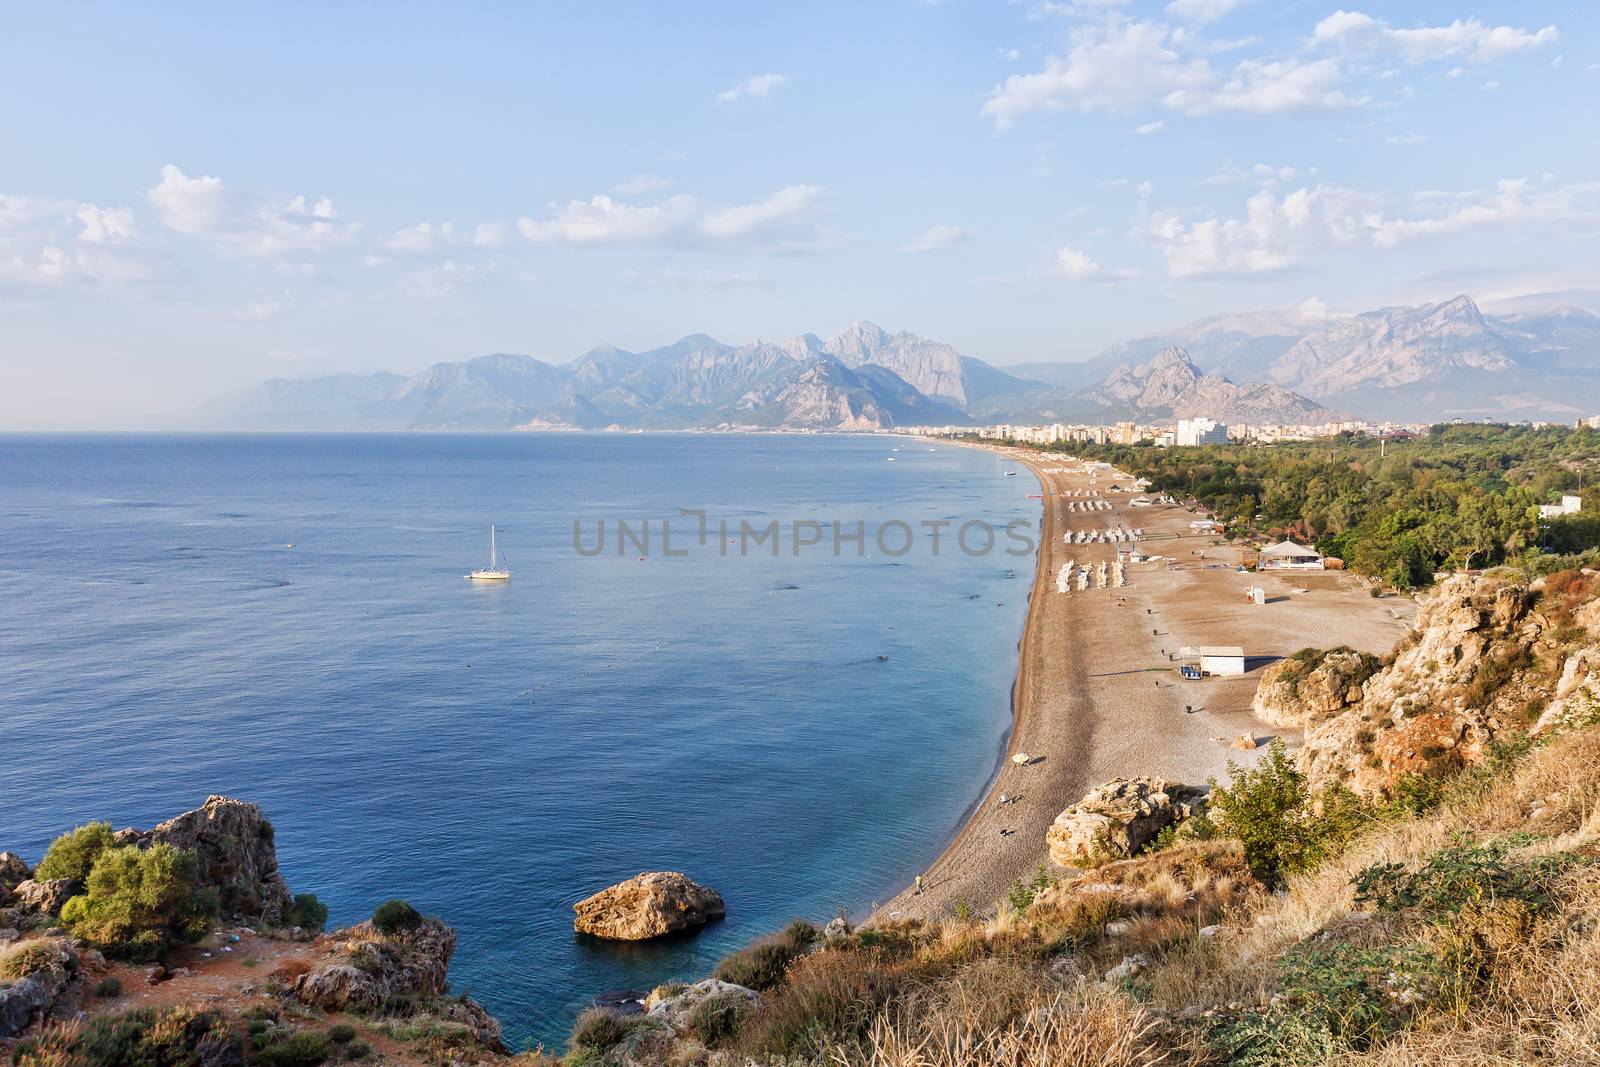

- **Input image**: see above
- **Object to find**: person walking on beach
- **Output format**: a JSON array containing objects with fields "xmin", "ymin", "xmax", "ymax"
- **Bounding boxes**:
[{"xmin": 914, "ymin": 874, "xmax": 924, "ymax": 895}]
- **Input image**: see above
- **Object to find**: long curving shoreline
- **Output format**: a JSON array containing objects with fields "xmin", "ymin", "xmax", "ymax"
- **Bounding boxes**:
[{"xmin": 875, "ymin": 442, "xmax": 1415, "ymax": 921}]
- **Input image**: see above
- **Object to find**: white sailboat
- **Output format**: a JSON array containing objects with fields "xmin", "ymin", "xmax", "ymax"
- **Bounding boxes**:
[{"xmin": 467, "ymin": 525, "xmax": 511, "ymax": 581}]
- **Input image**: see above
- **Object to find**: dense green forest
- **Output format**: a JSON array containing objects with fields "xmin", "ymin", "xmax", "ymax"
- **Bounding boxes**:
[{"xmin": 1033, "ymin": 424, "xmax": 1600, "ymax": 588}]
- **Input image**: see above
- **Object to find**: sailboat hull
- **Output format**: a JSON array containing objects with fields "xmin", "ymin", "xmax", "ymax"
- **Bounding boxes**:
[{"xmin": 467, "ymin": 570, "xmax": 511, "ymax": 581}]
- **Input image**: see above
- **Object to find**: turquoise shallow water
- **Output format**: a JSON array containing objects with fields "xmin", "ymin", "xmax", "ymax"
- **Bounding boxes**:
[{"xmin": 0, "ymin": 432, "xmax": 1034, "ymax": 1045}]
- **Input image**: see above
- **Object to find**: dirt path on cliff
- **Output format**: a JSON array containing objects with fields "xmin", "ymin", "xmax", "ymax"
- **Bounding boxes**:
[{"xmin": 875, "ymin": 446, "xmax": 1415, "ymax": 923}]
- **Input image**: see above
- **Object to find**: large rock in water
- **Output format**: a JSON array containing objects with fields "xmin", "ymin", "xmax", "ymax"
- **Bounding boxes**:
[
  {"xmin": 114, "ymin": 796, "xmax": 292, "ymax": 923},
  {"xmin": 1046, "ymin": 778, "xmax": 1208, "ymax": 868},
  {"xmin": 573, "ymin": 872, "xmax": 725, "ymax": 940}
]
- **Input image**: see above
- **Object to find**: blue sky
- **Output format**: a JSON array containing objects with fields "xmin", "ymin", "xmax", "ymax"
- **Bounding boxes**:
[{"xmin": 2, "ymin": 1, "xmax": 1596, "ymax": 426}]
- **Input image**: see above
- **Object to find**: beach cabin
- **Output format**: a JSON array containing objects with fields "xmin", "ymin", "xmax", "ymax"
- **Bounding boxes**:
[
  {"xmin": 1259, "ymin": 540, "xmax": 1325, "ymax": 571},
  {"xmin": 1197, "ymin": 646, "xmax": 1246, "ymax": 676}
]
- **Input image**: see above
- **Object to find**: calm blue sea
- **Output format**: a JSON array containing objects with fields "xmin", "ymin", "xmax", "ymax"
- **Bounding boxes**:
[{"xmin": 0, "ymin": 433, "xmax": 1033, "ymax": 1046}]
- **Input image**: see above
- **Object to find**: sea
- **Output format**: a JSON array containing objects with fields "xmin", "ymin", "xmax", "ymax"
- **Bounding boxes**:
[{"xmin": 0, "ymin": 432, "xmax": 1035, "ymax": 1046}]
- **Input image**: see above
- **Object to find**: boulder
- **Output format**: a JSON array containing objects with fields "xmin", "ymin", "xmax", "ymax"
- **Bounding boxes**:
[
  {"xmin": 10, "ymin": 880, "xmax": 77, "ymax": 918},
  {"xmin": 1046, "ymin": 778, "xmax": 1208, "ymax": 868},
  {"xmin": 644, "ymin": 978, "xmax": 761, "ymax": 1034},
  {"xmin": 293, "ymin": 919, "xmax": 456, "ymax": 1013},
  {"xmin": 1252, "ymin": 648, "xmax": 1379, "ymax": 728},
  {"xmin": 573, "ymin": 872, "xmax": 725, "ymax": 940},
  {"xmin": 822, "ymin": 916, "xmax": 851, "ymax": 945},
  {"xmin": 115, "ymin": 796, "xmax": 292, "ymax": 923}
]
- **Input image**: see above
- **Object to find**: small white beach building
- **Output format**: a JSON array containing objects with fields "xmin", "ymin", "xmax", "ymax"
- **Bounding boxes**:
[
  {"xmin": 1197, "ymin": 646, "xmax": 1246, "ymax": 676},
  {"xmin": 1259, "ymin": 540, "xmax": 1325, "ymax": 571}
]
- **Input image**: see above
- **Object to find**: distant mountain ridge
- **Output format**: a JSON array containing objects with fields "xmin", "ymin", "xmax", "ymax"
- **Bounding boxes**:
[
  {"xmin": 1016, "ymin": 294, "xmax": 1600, "ymax": 422},
  {"xmin": 204, "ymin": 322, "xmax": 1034, "ymax": 432},
  {"xmin": 205, "ymin": 292, "xmax": 1600, "ymax": 431}
]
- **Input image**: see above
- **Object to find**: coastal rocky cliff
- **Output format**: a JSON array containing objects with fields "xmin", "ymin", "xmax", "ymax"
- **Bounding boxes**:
[
  {"xmin": 1255, "ymin": 570, "xmax": 1600, "ymax": 796},
  {"xmin": 0, "ymin": 798, "xmax": 506, "ymax": 1066}
]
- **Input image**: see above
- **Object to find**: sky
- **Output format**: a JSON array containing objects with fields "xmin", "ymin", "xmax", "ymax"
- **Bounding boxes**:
[{"xmin": 2, "ymin": 1, "xmax": 1597, "ymax": 427}]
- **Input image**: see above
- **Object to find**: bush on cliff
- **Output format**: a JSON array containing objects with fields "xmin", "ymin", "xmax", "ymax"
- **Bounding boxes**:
[
  {"xmin": 285, "ymin": 892, "xmax": 329, "ymax": 933},
  {"xmin": 712, "ymin": 919, "xmax": 816, "ymax": 991},
  {"xmin": 13, "ymin": 1006, "xmax": 238, "ymax": 1067},
  {"xmin": 567, "ymin": 1006, "xmax": 634, "ymax": 1052},
  {"xmin": 370, "ymin": 899, "xmax": 422, "ymax": 935},
  {"xmin": 59, "ymin": 842, "xmax": 217, "ymax": 959},
  {"xmin": 35, "ymin": 820, "xmax": 117, "ymax": 883}
]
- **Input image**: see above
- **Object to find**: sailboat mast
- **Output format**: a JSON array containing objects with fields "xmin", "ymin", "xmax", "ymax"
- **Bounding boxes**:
[{"xmin": 490, "ymin": 525, "xmax": 498, "ymax": 569}]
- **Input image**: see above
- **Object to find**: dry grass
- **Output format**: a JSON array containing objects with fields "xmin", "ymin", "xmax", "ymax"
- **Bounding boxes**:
[{"xmin": 831, "ymin": 961, "xmax": 1169, "ymax": 1067}]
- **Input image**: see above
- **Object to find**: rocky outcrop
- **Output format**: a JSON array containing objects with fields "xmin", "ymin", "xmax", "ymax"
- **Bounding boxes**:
[
  {"xmin": 291, "ymin": 918, "xmax": 502, "ymax": 1049},
  {"xmin": 116, "ymin": 796, "xmax": 292, "ymax": 923},
  {"xmin": 644, "ymin": 978, "xmax": 762, "ymax": 1034},
  {"xmin": 0, "ymin": 855, "xmax": 32, "ymax": 909},
  {"xmin": 0, "ymin": 938, "xmax": 78, "ymax": 1038},
  {"xmin": 1294, "ymin": 575, "xmax": 1545, "ymax": 795},
  {"xmin": 573, "ymin": 872, "xmax": 726, "ymax": 941},
  {"xmin": 10, "ymin": 879, "xmax": 76, "ymax": 919},
  {"xmin": 292, "ymin": 919, "xmax": 454, "ymax": 1011},
  {"xmin": 1253, "ymin": 648, "xmax": 1380, "ymax": 728},
  {"xmin": 1046, "ymin": 779, "xmax": 1209, "ymax": 868}
]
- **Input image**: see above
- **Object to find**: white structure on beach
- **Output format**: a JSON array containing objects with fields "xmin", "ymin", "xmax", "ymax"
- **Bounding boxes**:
[
  {"xmin": 1196, "ymin": 646, "xmax": 1246, "ymax": 676},
  {"xmin": 1259, "ymin": 540, "xmax": 1325, "ymax": 571}
]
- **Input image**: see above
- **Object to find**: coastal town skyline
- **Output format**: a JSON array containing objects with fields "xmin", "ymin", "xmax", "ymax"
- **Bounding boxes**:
[{"xmin": 3, "ymin": 2, "xmax": 1596, "ymax": 427}]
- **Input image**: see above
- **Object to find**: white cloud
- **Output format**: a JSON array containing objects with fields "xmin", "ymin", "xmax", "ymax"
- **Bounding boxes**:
[
  {"xmin": 1142, "ymin": 184, "xmax": 1373, "ymax": 277},
  {"xmin": 615, "ymin": 173, "xmax": 671, "ymax": 196},
  {"xmin": 983, "ymin": 21, "xmax": 1356, "ymax": 127},
  {"xmin": 517, "ymin": 185, "xmax": 827, "ymax": 251},
  {"xmin": 1168, "ymin": 57, "xmax": 1358, "ymax": 115},
  {"xmin": 1481, "ymin": 80, "xmax": 1501, "ymax": 92},
  {"xmin": 1055, "ymin": 244, "xmax": 1136, "ymax": 282},
  {"xmin": 1313, "ymin": 11, "xmax": 1558, "ymax": 65},
  {"xmin": 1370, "ymin": 178, "xmax": 1600, "ymax": 247},
  {"xmin": 401, "ymin": 259, "xmax": 492, "ymax": 299},
  {"xmin": 147, "ymin": 164, "xmax": 360, "ymax": 261},
  {"xmin": 383, "ymin": 221, "xmax": 508, "ymax": 256},
  {"xmin": 1165, "ymin": 0, "xmax": 1250, "ymax": 24},
  {"xmin": 1134, "ymin": 119, "xmax": 1166, "ymax": 134},
  {"xmin": 0, "ymin": 193, "xmax": 170, "ymax": 289},
  {"xmin": 717, "ymin": 73, "xmax": 786, "ymax": 104},
  {"xmin": 901, "ymin": 225, "xmax": 975, "ymax": 253},
  {"xmin": 982, "ymin": 22, "xmax": 1210, "ymax": 127}
]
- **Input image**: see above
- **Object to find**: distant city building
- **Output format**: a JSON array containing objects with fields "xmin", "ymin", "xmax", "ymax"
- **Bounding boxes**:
[
  {"xmin": 1582, "ymin": 415, "xmax": 1600, "ymax": 430},
  {"xmin": 1175, "ymin": 417, "xmax": 1228, "ymax": 446}
]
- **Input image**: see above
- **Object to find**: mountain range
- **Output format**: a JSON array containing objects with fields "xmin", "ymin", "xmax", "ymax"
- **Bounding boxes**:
[
  {"xmin": 1013, "ymin": 293, "xmax": 1600, "ymax": 423},
  {"xmin": 204, "ymin": 293, "xmax": 1600, "ymax": 431}
]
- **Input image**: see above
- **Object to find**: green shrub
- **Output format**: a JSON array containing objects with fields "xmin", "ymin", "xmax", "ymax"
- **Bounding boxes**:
[
  {"xmin": 687, "ymin": 988, "xmax": 754, "ymax": 1046},
  {"xmin": 256, "ymin": 1029, "xmax": 332, "ymax": 1067},
  {"xmin": 342, "ymin": 1039, "xmax": 372, "ymax": 1060},
  {"xmin": 568, "ymin": 1007, "xmax": 634, "ymax": 1052},
  {"xmin": 96, "ymin": 975, "xmax": 123, "ymax": 998},
  {"xmin": 326, "ymin": 1023, "xmax": 357, "ymax": 1045},
  {"xmin": 1005, "ymin": 865, "xmax": 1054, "ymax": 912},
  {"xmin": 370, "ymin": 899, "xmax": 423, "ymax": 935},
  {"xmin": 1210, "ymin": 942, "xmax": 1438, "ymax": 1065},
  {"xmin": 1209, "ymin": 739, "xmax": 1345, "ymax": 887},
  {"xmin": 35, "ymin": 821, "xmax": 116, "ymax": 883},
  {"xmin": 712, "ymin": 920, "xmax": 818, "ymax": 992},
  {"xmin": 58, "ymin": 843, "xmax": 217, "ymax": 959},
  {"xmin": 1353, "ymin": 837, "xmax": 1588, "ymax": 918},
  {"xmin": 286, "ymin": 893, "xmax": 330, "ymax": 933}
]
